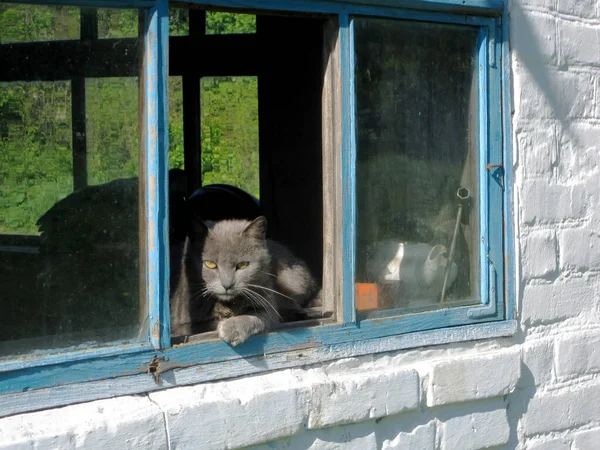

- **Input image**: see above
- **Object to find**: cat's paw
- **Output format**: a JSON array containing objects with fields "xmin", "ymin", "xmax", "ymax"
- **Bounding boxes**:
[{"xmin": 217, "ymin": 317, "xmax": 254, "ymax": 346}]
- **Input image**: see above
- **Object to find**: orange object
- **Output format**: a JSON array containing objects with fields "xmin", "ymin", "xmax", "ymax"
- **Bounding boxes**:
[{"xmin": 356, "ymin": 283, "xmax": 379, "ymax": 311}]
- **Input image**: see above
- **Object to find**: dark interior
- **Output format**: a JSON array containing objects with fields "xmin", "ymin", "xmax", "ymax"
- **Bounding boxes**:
[{"xmin": 171, "ymin": 10, "xmax": 325, "ymax": 280}]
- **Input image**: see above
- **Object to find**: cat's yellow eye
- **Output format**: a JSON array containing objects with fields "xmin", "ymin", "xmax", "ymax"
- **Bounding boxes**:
[
  {"xmin": 204, "ymin": 260, "xmax": 217, "ymax": 269},
  {"xmin": 236, "ymin": 261, "xmax": 250, "ymax": 270}
]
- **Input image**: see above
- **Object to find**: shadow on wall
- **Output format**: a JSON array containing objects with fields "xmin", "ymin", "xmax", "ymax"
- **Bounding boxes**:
[
  {"xmin": 506, "ymin": 363, "xmax": 537, "ymax": 448},
  {"xmin": 509, "ymin": 2, "xmax": 582, "ymax": 147},
  {"xmin": 508, "ymin": 2, "xmax": 579, "ymax": 447}
]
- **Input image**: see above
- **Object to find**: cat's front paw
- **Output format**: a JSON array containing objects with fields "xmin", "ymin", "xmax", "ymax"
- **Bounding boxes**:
[{"xmin": 217, "ymin": 317, "xmax": 254, "ymax": 346}]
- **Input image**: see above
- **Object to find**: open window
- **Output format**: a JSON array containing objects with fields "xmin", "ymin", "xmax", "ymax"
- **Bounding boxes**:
[{"xmin": 166, "ymin": 7, "xmax": 339, "ymax": 342}]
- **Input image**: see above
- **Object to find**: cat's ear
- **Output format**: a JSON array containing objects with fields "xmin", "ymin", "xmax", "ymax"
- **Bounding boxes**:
[{"xmin": 243, "ymin": 216, "xmax": 267, "ymax": 240}]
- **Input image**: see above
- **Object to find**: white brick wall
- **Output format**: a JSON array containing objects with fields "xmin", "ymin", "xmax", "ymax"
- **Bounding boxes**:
[{"xmin": 2, "ymin": 0, "xmax": 600, "ymax": 449}]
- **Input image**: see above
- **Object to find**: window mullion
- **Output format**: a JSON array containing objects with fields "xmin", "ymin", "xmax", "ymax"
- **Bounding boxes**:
[
  {"xmin": 477, "ymin": 25, "xmax": 490, "ymax": 309},
  {"xmin": 487, "ymin": 21, "xmax": 505, "ymax": 317},
  {"xmin": 340, "ymin": 13, "xmax": 357, "ymax": 326},
  {"xmin": 142, "ymin": 0, "xmax": 170, "ymax": 349}
]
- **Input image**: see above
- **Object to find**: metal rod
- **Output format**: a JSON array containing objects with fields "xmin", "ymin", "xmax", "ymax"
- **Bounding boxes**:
[{"xmin": 440, "ymin": 187, "xmax": 471, "ymax": 305}]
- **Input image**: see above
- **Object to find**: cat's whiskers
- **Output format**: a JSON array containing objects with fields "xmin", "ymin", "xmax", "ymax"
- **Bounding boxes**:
[
  {"xmin": 240, "ymin": 289, "xmax": 266, "ymax": 314},
  {"xmin": 189, "ymin": 286, "xmax": 211, "ymax": 303},
  {"xmin": 240, "ymin": 291, "xmax": 258, "ymax": 313},
  {"xmin": 239, "ymin": 290, "xmax": 261, "ymax": 315},
  {"xmin": 247, "ymin": 283, "xmax": 297, "ymax": 303},
  {"xmin": 243, "ymin": 287, "xmax": 282, "ymax": 321},
  {"xmin": 242, "ymin": 288, "xmax": 274, "ymax": 316}
]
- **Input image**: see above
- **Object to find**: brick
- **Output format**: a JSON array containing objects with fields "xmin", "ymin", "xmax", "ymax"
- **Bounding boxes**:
[
  {"xmin": 571, "ymin": 182, "xmax": 591, "ymax": 219},
  {"xmin": 527, "ymin": 436, "xmax": 571, "ymax": 450},
  {"xmin": 426, "ymin": 349, "xmax": 520, "ymax": 407},
  {"xmin": 250, "ymin": 422, "xmax": 379, "ymax": 450},
  {"xmin": 515, "ymin": 69, "xmax": 595, "ymax": 120},
  {"xmin": 0, "ymin": 396, "xmax": 166, "ymax": 450},
  {"xmin": 559, "ymin": 20, "xmax": 600, "ymax": 67},
  {"xmin": 307, "ymin": 432, "xmax": 378, "ymax": 450},
  {"xmin": 596, "ymin": 77, "xmax": 600, "ymax": 119},
  {"xmin": 520, "ymin": 0, "xmax": 556, "ymax": 10},
  {"xmin": 149, "ymin": 370, "xmax": 307, "ymax": 450},
  {"xmin": 518, "ymin": 125, "xmax": 558, "ymax": 178},
  {"xmin": 519, "ymin": 338, "xmax": 555, "ymax": 388},
  {"xmin": 513, "ymin": 65, "xmax": 594, "ymax": 123},
  {"xmin": 521, "ymin": 180, "xmax": 587, "ymax": 225},
  {"xmin": 573, "ymin": 428, "xmax": 600, "ymax": 450},
  {"xmin": 381, "ymin": 422, "xmax": 435, "ymax": 450},
  {"xmin": 560, "ymin": 228, "xmax": 600, "ymax": 271},
  {"xmin": 557, "ymin": 0, "xmax": 599, "ymax": 19},
  {"xmin": 510, "ymin": 9, "xmax": 557, "ymax": 66},
  {"xmin": 556, "ymin": 332, "xmax": 600, "ymax": 379},
  {"xmin": 557, "ymin": 123, "xmax": 600, "ymax": 182},
  {"xmin": 440, "ymin": 408, "xmax": 510, "ymax": 450},
  {"xmin": 522, "ymin": 278, "xmax": 597, "ymax": 326},
  {"xmin": 589, "ymin": 177, "xmax": 600, "ymax": 226},
  {"xmin": 513, "ymin": 65, "xmax": 557, "ymax": 120},
  {"xmin": 523, "ymin": 381, "xmax": 600, "ymax": 435},
  {"xmin": 522, "ymin": 229, "xmax": 558, "ymax": 279},
  {"xmin": 308, "ymin": 368, "xmax": 420, "ymax": 429},
  {"xmin": 555, "ymin": 70, "xmax": 596, "ymax": 118}
]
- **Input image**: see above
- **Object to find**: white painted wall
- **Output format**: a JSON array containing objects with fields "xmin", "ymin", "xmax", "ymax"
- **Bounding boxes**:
[{"xmin": 2, "ymin": 0, "xmax": 600, "ymax": 448}]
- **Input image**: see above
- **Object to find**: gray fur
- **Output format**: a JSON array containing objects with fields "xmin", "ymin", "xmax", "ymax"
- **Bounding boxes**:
[{"xmin": 170, "ymin": 216, "xmax": 320, "ymax": 346}]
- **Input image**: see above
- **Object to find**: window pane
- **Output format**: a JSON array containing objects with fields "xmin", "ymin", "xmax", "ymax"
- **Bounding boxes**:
[
  {"xmin": 86, "ymin": 78, "xmax": 139, "ymax": 185},
  {"xmin": 201, "ymin": 76, "xmax": 259, "ymax": 198},
  {"xmin": 169, "ymin": 76, "xmax": 184, "ymax": 170},
  {"xmin": 0, "ymin": 3, "xmax": 144, "ymax": 357},
  {"xmin": 206, "ymin": 12, "xmax": 256, "ymax": 34},
  {"xmin": 354, "ymin": 18, "xmax": 480, "ymax": 317},
  {"xmin": 169, "ymin": 7, "xmax": 188, "ymax": 36},
  {"xmin": 97, "ymin": 8, "xmax": 138, "ymax": 39},
  {"xmin": 0, "ymin": 3, "xmax": 79, "ymax": 43}
]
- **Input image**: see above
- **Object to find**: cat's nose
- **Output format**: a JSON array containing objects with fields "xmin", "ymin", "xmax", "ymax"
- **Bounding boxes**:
[{"xmin": 221, "ymin": 281, "xmax": 235, "ymax": 291}]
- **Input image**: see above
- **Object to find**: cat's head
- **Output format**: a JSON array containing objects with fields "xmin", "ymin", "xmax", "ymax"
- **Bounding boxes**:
[{"xmin": 192, "ymin": 216, "xmax": 271, "ymax": 303}]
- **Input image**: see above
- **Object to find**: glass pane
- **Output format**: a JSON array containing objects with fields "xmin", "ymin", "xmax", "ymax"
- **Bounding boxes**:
[
  {"xmin": 0, "ymin": 3, "xmax": 144, "ymax": 357},
  {"xmin": 169, "ymin": 76, "xmax": 184, "ymax": 170},
  {"xmin": 86, "ymin": 78, "xmax": 139, "ymax": 185},
  {"xmin": 201, "ymin": 76, "xmax": 259, "ymax": 198},
  {"xmin": 169, "ymin": 7, "xmax": 189, "ymax": 36},
  {"xmin": 354, "ymin": 18, "xmax": 480, "ymax": 317},
  {"xmin": 206, "ymin": 12, "xmax": 256, "ymax": 34},
  {"xmin": 0, "ymin": 3, "xmax": 79, "ymax": 43},
  {"xmin": 98, "ymin": 8, "xmax": 138, "ymax": 39}
]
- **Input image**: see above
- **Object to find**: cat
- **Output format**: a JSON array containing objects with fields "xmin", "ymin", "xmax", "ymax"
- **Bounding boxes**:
[{"xmin": 170, "ymin": 215, "xmax": 321, "ymax": 346}]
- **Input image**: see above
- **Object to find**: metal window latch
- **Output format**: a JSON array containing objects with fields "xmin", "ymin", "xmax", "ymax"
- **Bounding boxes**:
[
  {"xmin": 147, "ymin": 355, "xmax": 163, "ymax": 384},
  {"xmin": 486, "ymin": 163, "xmax": 503, "ymax": 171},
  {"xmin": 486, "ymin": 164, "xmax": 504, "ymax": 188}
]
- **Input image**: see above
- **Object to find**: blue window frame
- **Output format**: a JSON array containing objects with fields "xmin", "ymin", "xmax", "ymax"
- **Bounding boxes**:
[{"xmin": 0, "ymin": 0, "xmax": 514, "ymax": 416}]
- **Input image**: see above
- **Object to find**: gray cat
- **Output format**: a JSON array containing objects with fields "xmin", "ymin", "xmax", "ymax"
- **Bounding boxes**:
[{"xmin": 170, "ymin": 216, "xmax": 320, "ymax": 346}]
